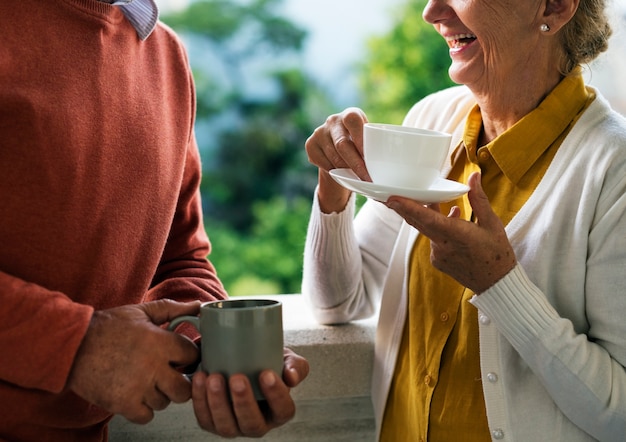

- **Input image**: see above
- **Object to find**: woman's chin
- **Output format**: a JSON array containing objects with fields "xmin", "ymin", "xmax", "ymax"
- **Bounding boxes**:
[{"xmin": 448, "ymin": 65, "xmax": 485, "ymax": 90}]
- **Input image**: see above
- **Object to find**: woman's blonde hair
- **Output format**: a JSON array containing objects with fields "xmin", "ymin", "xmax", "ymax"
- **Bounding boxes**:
[{"xmin": 560, "ymin": 0, "xmax": 613, "ymax": 74}]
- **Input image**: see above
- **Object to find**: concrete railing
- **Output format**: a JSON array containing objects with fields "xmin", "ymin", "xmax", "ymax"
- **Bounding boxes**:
[{"xmin": 109, "ymin": 294, "xmax": 378, "ymax": 442}]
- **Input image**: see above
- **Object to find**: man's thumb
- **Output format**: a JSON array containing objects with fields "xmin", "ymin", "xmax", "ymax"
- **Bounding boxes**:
[{"xmin": 142, "ymin": 299, "xmax": 202, "ymax": 325}]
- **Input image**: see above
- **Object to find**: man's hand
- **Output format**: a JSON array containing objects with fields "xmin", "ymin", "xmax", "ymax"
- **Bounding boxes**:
[
  {"xmin": 66, "ymin": 299, "xmax": 201, "ymax": 424},
  {"xmin": 191, "ymin": 347, "xmax": 310, "ymax": 438}
]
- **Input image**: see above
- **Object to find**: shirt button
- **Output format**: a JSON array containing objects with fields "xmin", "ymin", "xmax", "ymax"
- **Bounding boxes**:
[
  {"xmin": 440, "ymin": 312, "xmax": 449, "ymax": 322},
  {"xmin": 492, "ymin": 428, "xmax": 505, "ymax": 439},
  {"xmin": 479, "ymin": 313, "xmax": 491, "ymax": 325},
  {"xmin": 486, "ymin": 372, "xmax": 498, "ymax": 383}
]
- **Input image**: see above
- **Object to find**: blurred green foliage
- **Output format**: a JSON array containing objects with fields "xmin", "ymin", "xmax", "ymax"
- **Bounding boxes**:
[
  {"xmin": 201, "ymin": 69, "xmax": 322, "ymax": 231},
  {"xmin": 359, "ymin": 0, "xmax": 455, "ymax": 124},
  {"xmin": 162, "ymin": 0, "xmax": 329, "ymax": 296},
  {"xmin": 162, "ymin": 0, "xmax": 454, "ymax": 296},
  {"xmin": 207, "ymin": 197, "xmax": 311, "ymax": 296}
]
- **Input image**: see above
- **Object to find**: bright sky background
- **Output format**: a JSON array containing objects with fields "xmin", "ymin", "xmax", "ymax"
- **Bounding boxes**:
[
  {"xmin": 281, "ymin": 0, "xmax": 403, "ymax": 88},
  {"xmin": 156, "ymin": 0, "xmax": 403, "ymax": 82},
  {"xmin": 156, "ymin": 0, "xmax": 403, "ymax": 105},
  {"xmin": 156, "ymin": 0, "xmax": 626, "ymax": 114}
]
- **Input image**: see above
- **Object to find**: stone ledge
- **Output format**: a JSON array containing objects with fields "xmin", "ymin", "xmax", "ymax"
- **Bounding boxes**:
[{"xmin": 109, "ymin": 294, "xmax": 377, "ymax": 441}]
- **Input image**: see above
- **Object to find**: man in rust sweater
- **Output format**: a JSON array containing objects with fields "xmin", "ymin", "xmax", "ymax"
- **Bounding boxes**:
[{"xmin": 0, "ymin": 0, "xmax": 308, "ymax": 440}]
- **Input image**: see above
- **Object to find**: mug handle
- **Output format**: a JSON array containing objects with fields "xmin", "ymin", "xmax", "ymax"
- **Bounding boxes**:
[
  {"xmin": 167, "ymin": 316, "xmax": 201, "ymax": 380},
  {"xmin": 167, "ymin": 315, "xmax": 200, "ymax": 332}
]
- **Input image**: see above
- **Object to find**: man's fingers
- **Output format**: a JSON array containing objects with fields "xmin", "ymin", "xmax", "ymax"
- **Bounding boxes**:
[
  {"xmin": 141, "ymin": 299, "xmax": 202, "ymax": 326},
  {"xmin": 157, "ymin": 366, "xmax": 194, "ymax": 404},
  {"xmin": 143, "ymin": 387, "xmax": 171, "ymax": 412},
  {"xmin": 258, "ymin": 370, "xmax": 295, "ymax": 426},
  {"xmin": 207, "ymin": 374, "xmax": 242, "ymax": 437},
  {"xmin": 229, "ymin": 374, "xmax": 270, "ymax": 437},
  {"xmin": 282, "ymin": 348, "xmax": 310, "ymax": 388},
  {"xmin": 122, "ymin": 403, "xmax": 155, "ymax": 425},
  {"xmin": 166, "ymin": 331, "xmax": 200, "ymax": 370},
  {"xmin": 192, "ymin": 371, "xmax": 217, "ymax": 432}
]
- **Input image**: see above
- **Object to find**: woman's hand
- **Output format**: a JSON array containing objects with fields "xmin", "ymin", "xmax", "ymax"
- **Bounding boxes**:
[
  {"xmin": 305, "ymin": 107, "xmax": 370, "ymax": 213},
  {"xmin": 386, "ymin": 172, "xmax": 517, "ymax": 293}
]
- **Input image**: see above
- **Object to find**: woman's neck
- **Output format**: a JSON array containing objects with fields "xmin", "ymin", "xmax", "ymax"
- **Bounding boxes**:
[{"xmin": 472, "ymin": 67, "xmax": 564, "ymax": 145}]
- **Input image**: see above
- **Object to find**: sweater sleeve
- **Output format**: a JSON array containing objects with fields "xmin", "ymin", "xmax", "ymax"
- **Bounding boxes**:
[
  {"xmin": 0, "ymin": 271, "xmax": 93, "ymax": 393},
  {"xmin": 302, "ymin": 188, "xmax": 403, "ymax": 325},
  {"xmin": 147, "ymin": 133, "xmax": 228, "ymax": 305},
  {"xmin": 471, "ymin": 166, "xmax": 626, "ymax": 441}
]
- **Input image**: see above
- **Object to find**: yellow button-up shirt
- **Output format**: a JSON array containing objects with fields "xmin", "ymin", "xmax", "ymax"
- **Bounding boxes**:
[{"xmin": 380, "ymin": 73, "xmax": 593, "ymax": 441}]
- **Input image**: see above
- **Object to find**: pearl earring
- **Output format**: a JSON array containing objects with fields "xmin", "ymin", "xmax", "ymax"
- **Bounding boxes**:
[{"xmin": 540, "ymin": 23, "xmax": 550, "ymax": 32}]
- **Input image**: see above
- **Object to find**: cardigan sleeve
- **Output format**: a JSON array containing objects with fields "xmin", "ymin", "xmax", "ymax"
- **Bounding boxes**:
[
  {"xmin": 470, "ymin": 124, "xmax": 626, "ymax": 441},
  {"xmin": 302, "ymin": 189, "xmax": 403, "ymax": 325}
]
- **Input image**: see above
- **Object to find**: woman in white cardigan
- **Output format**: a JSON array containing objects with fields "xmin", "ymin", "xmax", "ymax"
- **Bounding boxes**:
[{"xmin": 303, "ymin": 0, "xmax": 626, "ymax": 440}]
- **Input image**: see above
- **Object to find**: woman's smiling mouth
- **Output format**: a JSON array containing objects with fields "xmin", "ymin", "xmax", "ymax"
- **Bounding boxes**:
[{"xmin": 446, "ymin": 33, "xmax": 477, "ymax": 49}]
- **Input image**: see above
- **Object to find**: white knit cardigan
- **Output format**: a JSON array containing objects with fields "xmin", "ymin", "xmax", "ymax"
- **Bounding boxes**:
[{"xmin": 302, "ymin": 85, "xmax": 626, "ymax": 441}]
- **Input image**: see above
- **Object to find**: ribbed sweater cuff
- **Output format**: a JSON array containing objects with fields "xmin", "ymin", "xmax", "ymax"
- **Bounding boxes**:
[{"xmin": 470, "ymin": 263, "xmax": 560, "ymax": 349}]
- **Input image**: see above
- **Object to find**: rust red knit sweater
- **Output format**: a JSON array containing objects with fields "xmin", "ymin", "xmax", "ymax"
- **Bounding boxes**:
[{"xmin": 0, "ymin": 0, "xmax": 227, "ymax": 439}]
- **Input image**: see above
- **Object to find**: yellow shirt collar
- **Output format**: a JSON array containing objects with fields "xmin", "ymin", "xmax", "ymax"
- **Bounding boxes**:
[{"xmin": 461, "ymin": 73, "xmax": 592, "ymax": 184}]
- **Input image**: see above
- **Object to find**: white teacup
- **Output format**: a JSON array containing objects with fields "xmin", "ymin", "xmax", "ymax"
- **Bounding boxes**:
[{"xmin": 363, "ymin": 123, "xmax": 452, "ymax": 189}]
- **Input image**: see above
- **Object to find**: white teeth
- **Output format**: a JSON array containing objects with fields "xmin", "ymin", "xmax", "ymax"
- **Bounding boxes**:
[
  {"xmin": 445, "ymin": 33, "xmax": 477, "ymax": 48},
  {"xmin": 446, "ymin": 33, "xmax": 477, "ymax": 41}
]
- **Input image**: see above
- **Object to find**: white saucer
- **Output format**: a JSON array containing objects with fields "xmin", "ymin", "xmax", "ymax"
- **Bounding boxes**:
[{"xmin": 329, "ymin": 168, "xmax": 469, "ymax": 203}]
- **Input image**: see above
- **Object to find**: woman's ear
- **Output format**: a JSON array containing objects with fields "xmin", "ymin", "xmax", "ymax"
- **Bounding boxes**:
[{"xmin": 543, "ymin": 0, "xmax": 580, "ymax": 32}]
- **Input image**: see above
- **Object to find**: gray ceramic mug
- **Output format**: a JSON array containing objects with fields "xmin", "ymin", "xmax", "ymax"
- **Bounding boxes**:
[{"xmin": 168, "ymin": 299, "xmax": 284, "ymax": 400}]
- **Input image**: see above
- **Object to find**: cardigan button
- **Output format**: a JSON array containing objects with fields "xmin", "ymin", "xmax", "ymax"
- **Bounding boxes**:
[
  {"xmin": 492, "ymin": 429, "xmax": 505, "ymax": 439},
  {"xmin": 486, "ymin": 372, "xmax": 498, "ymax": 383}
]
